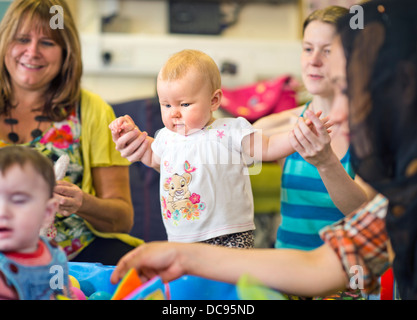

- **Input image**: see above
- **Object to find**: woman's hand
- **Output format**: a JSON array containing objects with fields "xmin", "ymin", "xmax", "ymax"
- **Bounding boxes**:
[
  {"xmin": 289, "ymin": 109, "xmax": 335, "ymax": 168},
  {"xmin": 110, "ymin": 115, "xmax": 152, "ymax": 164},
  {"xmin": 52, "ymin": 166, "xmax": 134, "ymax": 233},
  {"xmin": 54, "ymin": 180, "xmax": 84, "ymax": 217}
]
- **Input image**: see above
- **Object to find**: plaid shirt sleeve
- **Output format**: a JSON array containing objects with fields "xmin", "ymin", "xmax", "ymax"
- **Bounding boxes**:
[{"xmin": 320, "ymin": 194, "xmax": 391, "ymax": 294}]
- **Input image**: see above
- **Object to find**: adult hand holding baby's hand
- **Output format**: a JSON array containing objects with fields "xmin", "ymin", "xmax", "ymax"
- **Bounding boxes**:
[
  {"xmin": 289, "ymin": 109, "xmax": 335, "ymax": 167},
  {"xmin": 109, "ymin": 115, "xmax": 137, "ymax": 138},
  {"xmin": 109, "ymin": 115, "xmax": 151, "ymax": 163},
  {"xmin": 303, "ymin": 110, "xmax": 333, "ymax": 135}
]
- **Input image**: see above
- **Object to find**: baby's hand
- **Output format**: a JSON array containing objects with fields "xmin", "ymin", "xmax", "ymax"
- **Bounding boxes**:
[
  {"xmin": 109, "ymin": 117, "xmax": 124, "ymax": 135},
  {"xmin": 109, "ymin": 115, "xmax": 138, "ymax": 139},
  {"xmin": 304, "ymin": 110, "xmax": 332, "ymax": 134}
]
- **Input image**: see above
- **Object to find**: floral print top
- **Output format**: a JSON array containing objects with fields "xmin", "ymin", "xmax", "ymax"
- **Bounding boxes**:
[{"xmin": 0, "ymin": 107, "xmax": 95, "ymax": 259}]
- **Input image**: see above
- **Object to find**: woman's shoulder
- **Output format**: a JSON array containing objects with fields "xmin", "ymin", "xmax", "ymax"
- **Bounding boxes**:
[
  {"xmin": 80, "ymin": 89, "xmax": 114, "ymax": 119},
  {"xmin": 80, "ymin": 89, "xmax": 109, "ymax": 107}
]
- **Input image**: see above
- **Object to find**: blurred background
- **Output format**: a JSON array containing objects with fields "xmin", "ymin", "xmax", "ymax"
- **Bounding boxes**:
[
  {"xmin": 0, "ymin": 0, "xmax": 357, "ymax": 105},
  {"xmin": 0, "ymin": 0, "xmax": 358, "ymax": 245}
]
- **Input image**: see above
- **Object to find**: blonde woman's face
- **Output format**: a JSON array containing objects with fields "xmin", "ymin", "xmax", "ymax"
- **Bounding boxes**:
[
  {"xmin": 157, "ymin": 68, "xmax": 221, "ymax": 136},
  {"xmin": 301, "ymin": 21, "xmax": 336, "ymax": 97},
  {"xmin": 5, "ymin": 22, "xmax": 63, "ymax": 94}
]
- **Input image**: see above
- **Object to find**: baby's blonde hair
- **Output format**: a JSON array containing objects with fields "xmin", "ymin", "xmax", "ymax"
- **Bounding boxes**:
[{"xmin": 158, "ymin": 49, "xmax": 221, "ymax": 94}]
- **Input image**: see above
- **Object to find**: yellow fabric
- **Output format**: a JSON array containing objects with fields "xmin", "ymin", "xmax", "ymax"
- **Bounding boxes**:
[
  {"xmin": 249, "ymin": 162, "xmax": 282, "ymax": 214},
  {"xmin": 80, "ymin": 89, "xmax": 144, "ymax": 248},
  {"xmin": 80, "ymin": 89, "xmax": 131, "ymax": 194}
]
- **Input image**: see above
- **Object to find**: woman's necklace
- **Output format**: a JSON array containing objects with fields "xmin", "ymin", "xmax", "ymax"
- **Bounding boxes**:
[{"xmin": 4, "ymin": 109, "xmax": 50, "ymax": 144}]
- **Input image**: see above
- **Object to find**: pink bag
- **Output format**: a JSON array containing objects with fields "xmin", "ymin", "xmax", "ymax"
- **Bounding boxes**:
[{"xmin": 220, "ymin": 75, "xmax": 298, "ymax": 122}]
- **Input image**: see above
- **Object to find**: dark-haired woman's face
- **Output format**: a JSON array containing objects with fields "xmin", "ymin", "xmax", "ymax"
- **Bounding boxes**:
[
  {"xmin": 328, "ymin": 36, "xmax": 350, "ymax": 141},
  {"xmin": 5, "ymin": 22, "xmax": 63, "ymax": 94}
]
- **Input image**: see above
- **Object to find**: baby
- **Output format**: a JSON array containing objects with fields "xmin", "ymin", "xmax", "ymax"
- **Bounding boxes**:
[
  {"xmin": 110, "ymin": 49, "xmax": 327, "ymax": 248},
  {"xmin": 0, "ymin": 146, "xmax": 71, "ymax": 300}
]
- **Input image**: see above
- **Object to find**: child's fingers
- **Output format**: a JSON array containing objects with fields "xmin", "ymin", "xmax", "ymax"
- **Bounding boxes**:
[
  {"xmin": 109, "ymin": 118, "xmax": 122, "ymax": 132},
  {"xmin": 314, "ymin": 110, "xmax": 323, "ymax": 118},
  {"xmin": 109, "ymin": 116, "xmax": 131, "ymax": 135},
  {"xmin": 320, "ymin": 116, "xmax": 333, "ymax": 133},
  {"xmin": 121, "ymin": 115, "xmax": 141, "ymax": 132},
  {"xmin": 324, "ymin": 120, "xmax": 332, "ymax": 132},
  {"xmin": 305, "ymin": 110, "xmax": 329, "ymax": 135}
]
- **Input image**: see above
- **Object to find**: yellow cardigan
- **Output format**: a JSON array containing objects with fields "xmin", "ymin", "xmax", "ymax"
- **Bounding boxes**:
[{"xmin": 79, "ymin": 89, "xmax": 144, "ymax": 248}]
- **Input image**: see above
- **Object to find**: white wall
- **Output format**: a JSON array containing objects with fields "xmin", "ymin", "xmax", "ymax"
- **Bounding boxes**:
[{"xmin": 75, "ymin": 0, "xmax": 303, "ymax": 104}]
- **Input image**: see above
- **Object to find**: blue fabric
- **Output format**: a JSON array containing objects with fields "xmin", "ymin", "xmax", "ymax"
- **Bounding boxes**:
[
  {"xmin": 275, "ymin": 104, "xmax": 355, "ymax": 251},
  {"xmin": 0, "ymin": 237, "xmax": 70, "ymax": 300}
]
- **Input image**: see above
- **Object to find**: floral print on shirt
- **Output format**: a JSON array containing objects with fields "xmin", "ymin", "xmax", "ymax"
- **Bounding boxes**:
[{"xmin": 0, "ymin": 108, "xmax": 95, "ymax": 259}]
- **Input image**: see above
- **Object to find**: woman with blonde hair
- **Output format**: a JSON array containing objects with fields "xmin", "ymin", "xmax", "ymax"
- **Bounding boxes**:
[
  {"xmin": 254, "ymin": 6, "xmax": 372, "ymax": 252},
  {"xmin": 0, "ymin": 0, "xmax": 142, "ymax": 265}
]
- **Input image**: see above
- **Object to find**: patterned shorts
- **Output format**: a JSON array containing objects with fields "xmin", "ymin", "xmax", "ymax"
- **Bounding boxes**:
[{"xmin": 200, "ymin": 230, "xmax": 254, "ymax": 249}]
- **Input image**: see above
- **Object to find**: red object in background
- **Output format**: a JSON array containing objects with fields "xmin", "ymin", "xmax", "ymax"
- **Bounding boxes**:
[
  {"xmin": 380, "ymin": 268, "xmax": 394, "ymax": 300},
  {"xmin": 220, "ymin": 75, "xmax": 298, "ymax": 123}
]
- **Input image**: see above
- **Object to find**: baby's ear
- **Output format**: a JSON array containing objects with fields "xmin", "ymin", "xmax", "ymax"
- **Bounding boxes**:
[
  {"xmin": 211, "ymin": 89, "xmax": 223, "ymax": 112},
  {"xmin": 41, "ymin": 197, "xmax": 58, "ymax": 230}
]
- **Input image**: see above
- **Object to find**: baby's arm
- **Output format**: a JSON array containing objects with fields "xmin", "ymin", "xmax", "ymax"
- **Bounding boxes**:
[
  {"xmin": 242, "ymin": 130, "xmax": 294, "ymax": 162},
  {"xmin": 242, "ymin": 111, "xmax": 331, "ymax": 162},
  {"xmin": 109, "ymin": 115, "xmax": 160, "ymax": 170}
]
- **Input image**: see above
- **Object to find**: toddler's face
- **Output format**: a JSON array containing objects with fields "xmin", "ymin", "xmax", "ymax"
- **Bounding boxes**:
[
  {"xmin": 0, "ymin": 164, "xmax": 56, "ymax": 253},
  {"xmin": 157, "ymin": 68, "xmax": 220, "ymax": 136}
]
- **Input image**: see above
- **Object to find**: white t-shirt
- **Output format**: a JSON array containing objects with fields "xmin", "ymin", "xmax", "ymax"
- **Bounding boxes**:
[{"xmin": 152, "ymin": 117, "xmax": 256, "ymax": 242}]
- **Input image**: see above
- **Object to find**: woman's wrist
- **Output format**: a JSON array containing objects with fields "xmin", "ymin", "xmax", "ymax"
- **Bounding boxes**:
[{"xmin": 314, "ymin": 150, "xmax": 339, "ymax": 172}]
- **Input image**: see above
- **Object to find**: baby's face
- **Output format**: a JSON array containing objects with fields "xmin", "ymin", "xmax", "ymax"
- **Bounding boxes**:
[
  {"xmin": 0, "ymin": 164, "xmax": 55, "ymax": 253},
  {"xmin": 157, "ymin": 69, "xmax": 219, "ymax": 136}
]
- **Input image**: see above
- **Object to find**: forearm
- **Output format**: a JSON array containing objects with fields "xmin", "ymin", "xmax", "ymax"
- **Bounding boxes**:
[
  {"xmin": 244, "ymin": 132, "xmax": 294, "ymax": 163},
  {"xmin": 182, "ymin": 243, "xmax": 347, "ymax": 297},
  {"xmin": 262, "ymin": 132, "xmax": 295, "ymax": 162},
  {"xmin": 77, "ymin": 192, "xmax": 133, "ymax": 233},
  {"xmin": 77, "ymin": 166, "xmax": 134, "ymax": 233},
  {"xmin": 316, "ymin": 155, "xmax": 368, "ymax": 215}
]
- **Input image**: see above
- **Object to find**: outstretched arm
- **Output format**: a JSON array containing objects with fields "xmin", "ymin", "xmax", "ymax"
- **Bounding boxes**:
[
  {"xmin": 110, "ymin": 241, "xmax": 347, "ymax": 298},
  {"xmin": 242, "ymin": 111, "xmax": 331, "ymax": 162},
  {"xmin": 241, "ymin": 130, "xmax": 295, "ymax": 162}
]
